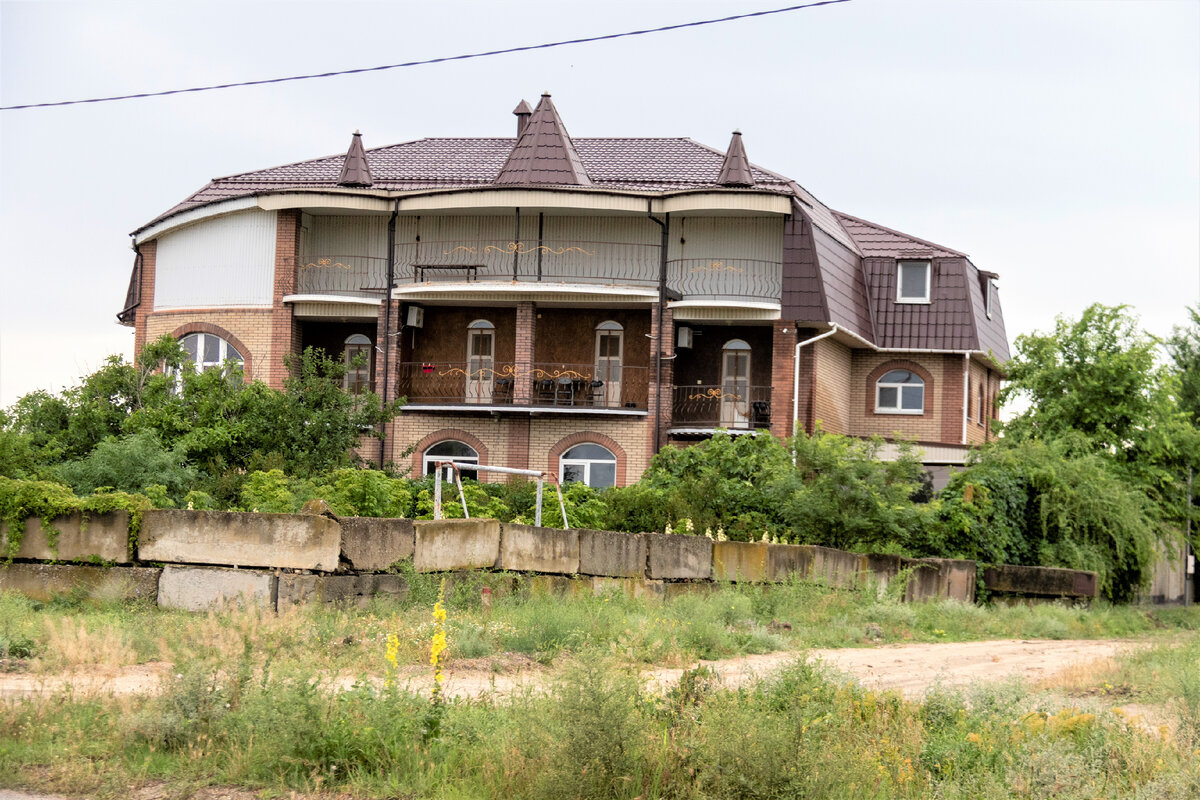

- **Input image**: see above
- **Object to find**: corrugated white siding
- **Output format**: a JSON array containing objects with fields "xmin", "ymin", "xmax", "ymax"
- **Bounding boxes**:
[
  {"xmin": 667, "ymin": 217, "xmax": 784, "ymax": 262},
  {"xmin": 154, "ymin": 210, "xmax": 277, "ymax": 309},
  {"xmin": 306, "ymin": 215, "xmax": 388, "ymax": 259}
]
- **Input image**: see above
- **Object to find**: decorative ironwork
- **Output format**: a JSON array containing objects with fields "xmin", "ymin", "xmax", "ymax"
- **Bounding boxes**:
[
  {"xmin": 303, "ymin": 258, "xmax": 355, "ymax": 269},
  {"xmin": 687, "ymin": 387, "xmax": 743, "ymax": 402},
  {"xmin": 689, "ymin": 260, "xmax": 744, "ymax": 273},
  {"xmin": 442, "ymin": 242, "xmax": 596, "ymax": 256},
  {"xmin": 435, "ymin": 365, "xmax": 593, "ymax": 381}
]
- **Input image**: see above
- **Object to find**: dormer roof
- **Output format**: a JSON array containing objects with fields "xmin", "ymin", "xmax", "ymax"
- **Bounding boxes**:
[{"xmin": 494, "ymin": 93, "xmax": 592, "ymax": 186}]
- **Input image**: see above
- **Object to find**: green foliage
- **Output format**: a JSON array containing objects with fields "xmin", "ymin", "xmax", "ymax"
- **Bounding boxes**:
[
  {"xmin": 313, "ymin": 468, "xmax": 413, "ymax": 518},
  {"xmin": 1167, "ymin": 306, "xmax": 1200, "ymax": 426},
  {"xmin": 0, "ymin": 475, "xmax": 149, "ymax": 559},
  {"xmin": 54, "ymin": 431, "xmax": 196, "ymax": 506}
]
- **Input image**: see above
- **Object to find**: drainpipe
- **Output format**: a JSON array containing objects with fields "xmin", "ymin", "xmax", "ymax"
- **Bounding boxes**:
[
  {"xmin": 647, "ymin": 206, "xmax": 669, "ymax": 455},
  {"xmin": 792, "ymin": 324, "xmax": 841, "ymax": 457},
  {"xmin": 961, "ymin": 353, "xmax": 969, "ymax": 446},
  {"xmin": 379, "ymin": 200, "xmax": 399, "ymax": 468}
]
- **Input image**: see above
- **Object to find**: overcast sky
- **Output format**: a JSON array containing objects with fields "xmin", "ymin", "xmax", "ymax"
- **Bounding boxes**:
[{"xmin": 1, "ymin": 0, "xmax": 1197, "ymax": 409}]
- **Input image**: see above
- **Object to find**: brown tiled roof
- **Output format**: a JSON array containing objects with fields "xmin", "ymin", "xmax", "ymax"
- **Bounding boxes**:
[
  {"xmin": 141, "ymin": 136, "xmax": 798, "ymax": 230},
  {"xmin": 834, "ymin": 212, "xmax": 966, "ymax": 259},
  {"xmin": 337, "ymin": 132, "xmax": 373, "ymax": 187},
  {"xmin": 717, "ymin": 131, "xmax": 755, "ymax": 187}
]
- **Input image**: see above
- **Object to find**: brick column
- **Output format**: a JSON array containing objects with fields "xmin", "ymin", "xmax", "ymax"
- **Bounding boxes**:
[
  {"xmin": 941, "ymin": 353, "xmax": 967, "ymax": 445},
  {"xmin": 769, "ymin": 321, "xmax": 800, "ymax": 439},
  {"xmin": 267, "ymin": 210, "xmax": 302, "ymax": 389},
  {"xmin": 132, "ymin": 240, "xmax": 157, "ymax": 356},
  {"xmin": 647, "ymin": 303, "xmax": 674, "ymax": 458},
  {"xmin": 375, "ymin": 298, "xmax": 402, "ymax": 405},
  {"xmin": 514, "ymin": 301, "xmax": 536, "ymax": 402},
  {"xmin": 508, "ymin": 416, "xmax": 530, "ymax": 473}
]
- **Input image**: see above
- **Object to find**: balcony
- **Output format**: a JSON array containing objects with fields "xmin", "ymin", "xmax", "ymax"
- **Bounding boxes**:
[
  {"xmin": 397, "ymin": 361, "xmax": 649, "ymax": 412},
  {"xmin": 296, "ymin": 245, "xmax": 783, "ymax": 304},
  {"xmin": 671, "ymin": 384, "xmax": 772, "ymax": 430}
]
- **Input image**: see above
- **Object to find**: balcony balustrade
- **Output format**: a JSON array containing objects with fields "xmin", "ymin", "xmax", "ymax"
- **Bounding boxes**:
[
  {"xmin": 397, "ymin": 361, "xmax": 648, "ymax": 410},
  {"xmin": 672, "ymin": 384, "xmax": 772, "ymax": 430},
  {"xmin": 296, "ymin": 244, "xmax": 782, "ymax": 303}
]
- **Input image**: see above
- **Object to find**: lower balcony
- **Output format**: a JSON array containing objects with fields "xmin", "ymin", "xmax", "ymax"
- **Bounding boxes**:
[
  {"xmin": 671, "ymin": 385, "xmax": 772, "ymax": 430},
  {"xmin": 397, "ymin": 362, "xmax": 649, "ymax": 412}
]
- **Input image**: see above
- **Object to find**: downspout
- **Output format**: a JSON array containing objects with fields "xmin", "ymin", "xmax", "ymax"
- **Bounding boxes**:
[
  {"xmin": 961, "ymin": 353, "xmax": 969, "ymax": 446},
  {"xmin": 792, "ymin": 324, "xmax": 841, "ymax": 462},
  {"xmin": 647, "ymin": 205, "xmax": 669, "ymax": 455},
  {"xmin": 379, "ymin": 200, "xmax": 399, "ymax": 468}
]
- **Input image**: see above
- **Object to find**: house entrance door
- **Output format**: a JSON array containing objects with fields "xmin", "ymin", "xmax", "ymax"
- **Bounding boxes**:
[
  {"xmin": 466, "ymin": 321, "xmax": 495, "ymax": 403},
  {"xmin": 594, "ymin": 322, "xmax": 623, "ymax": 407},
  {"xmin": 720, "ymin": 340, "xmax": 751, "ymax": 428}
]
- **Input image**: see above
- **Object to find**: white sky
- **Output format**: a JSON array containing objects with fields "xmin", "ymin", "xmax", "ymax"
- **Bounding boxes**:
[{"xmin": 1, "ymin": 0, "xmax": 1197, "ymax": 409}]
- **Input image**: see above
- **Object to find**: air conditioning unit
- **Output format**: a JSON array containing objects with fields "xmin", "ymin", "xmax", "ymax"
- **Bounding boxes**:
[
  {"xmin": 676, "ymin": 326, "xmax": 694, "ymax": 349},
  {"xmin": 406, "ymin": 305, "xmax": 425, "ymax": 328}
]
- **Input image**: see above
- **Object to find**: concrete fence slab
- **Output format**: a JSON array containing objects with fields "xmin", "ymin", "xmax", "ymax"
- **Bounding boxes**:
[
  {"xmin": 591, "ymin": 576, "xmax": 665, "ymax": 601},
  {"xmin": 277, "ymin": 573, "xmax": 409, "ymax": 608},
  {"xmin": 766, "ymin": 544, "xmax": 813, "ymax": 582},
  {"xmin": 983, "ymin": 564, "xmax": 1098, "ymax": 599},
  {"xmin": 647, "ymin": 534, "xmax": 713, "ymax": 581},
  {"xmin": 139, "ymin": 510, "xmax": 340, "ymax": 571},
  {"xmin": 413, "ymin": 519, "xmax": 500, "ymax": 572},
  {"xmin": 1, "ymin": 512, "xmax": 131, "ymax": 564},
  {"xmin": 0, "ymin": 562, "xmax": 159, "ymax": 603},
  {"xmin": 340, "ymin": 517, "xmax": 414, "ymax": 572},
  {"xmin": 811, "ymin": 546, "xmax": 866, "ymax": 588},
  {"xmin": 578, "ymin": 530, "xmax": 647, "ymax": 578},
  {"xmin": 864, "ymin": 553, "xmax": 903, "ymax": 595},
  {"xmin": 499, "ymin": 524, "xmax": 579, "ymax": 574},
  {"xmin": 712, "ymin": 541, "xmax": 769, "ymax": 582},
  {"xmin": 157, "ymin": 565, "xmax": 277, "ymax": 611},
  {"xmin": 904, "ymin": 558, "xmax": 976, "ymax": 603}
]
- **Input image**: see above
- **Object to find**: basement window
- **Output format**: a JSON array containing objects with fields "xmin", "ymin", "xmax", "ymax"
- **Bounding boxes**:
[{"xmin": 897, "ymin": 260, "xmax": 931, "ymax": 303}]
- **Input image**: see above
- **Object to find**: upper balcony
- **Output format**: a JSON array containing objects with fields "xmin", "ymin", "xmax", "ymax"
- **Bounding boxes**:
[{"xmin": 295, "ymin": 239, "xmax": 782, "ymax": 306}]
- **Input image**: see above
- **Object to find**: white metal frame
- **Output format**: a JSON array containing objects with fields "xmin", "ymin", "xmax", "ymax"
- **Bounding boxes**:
[{"xmin": 431, "ymin": 461, "xmax": 569, "ymax": 528}]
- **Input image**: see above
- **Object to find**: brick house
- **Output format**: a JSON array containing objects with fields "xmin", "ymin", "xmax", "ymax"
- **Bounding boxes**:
[{"xmin": 119, "ymin": 93, "xmax": 1008, "ymax": 489}]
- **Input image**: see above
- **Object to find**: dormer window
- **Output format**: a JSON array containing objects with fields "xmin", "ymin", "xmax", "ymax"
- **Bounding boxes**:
[{"xmin": 897, "ymin": 260, "xmax": 931, "ymax": 304}]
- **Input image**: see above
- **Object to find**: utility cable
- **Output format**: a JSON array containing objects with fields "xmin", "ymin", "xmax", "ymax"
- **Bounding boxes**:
[{"xmin": 1, "ymin": 0, "xmax": 851, "ymax": 111}]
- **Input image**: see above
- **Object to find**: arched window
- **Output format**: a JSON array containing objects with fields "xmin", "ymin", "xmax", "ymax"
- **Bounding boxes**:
[
  {"xmin": 423, "ymin": 440, "xmax": 479, "ymax": 481},
  {"xmin": 876, "ymin": 369, "xmax": 924, "ymax": 414},
  {"xmin": 466, "ymin": 319, "xmax": 495, "ymax": 403},
  {"xmin": 180, "ymin": 332, "xmax": 242, "ymax": 373},
  {"xmin": 594, "ymin": 320, "xmax": 623, "ymax": 407},
  {"xmin": 343, "ymin": 333, "xmax": 372, "ymax": 394},
  {"xmin": 560, "ymin": 443, "xmax": 617, "ymax": 489}
]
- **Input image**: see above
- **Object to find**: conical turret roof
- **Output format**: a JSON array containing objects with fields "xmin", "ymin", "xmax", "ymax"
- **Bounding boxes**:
[
  {"xmin": 717, "ymin": 130, "xmax": 755, "ymax": 187},
  {"xmin": 337, "ymin": 131, "xmax": 373, "ymax": 187},
  {"xmin": 494, "ymin": 93, "xmax": 591, "ymax": 186}
]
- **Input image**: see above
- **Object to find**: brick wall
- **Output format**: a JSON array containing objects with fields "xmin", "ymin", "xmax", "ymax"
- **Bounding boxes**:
[
  {"xmin": 133, "ymin": 241, "xmax": 157, "ymax": 354},
  {"xmin": 811, "ymin": 337, "xmax": 852, "ymax": 434},
  {"xmin": 515, "ymin": 302, "xmax": 535, "ymax": 402},
  {"xmin": 389, "ymin": 412, "xmax": 651, "ymax": 486},
  {"xmin": 145, "ymin": 309, "xmax": 276, "ymax": 383},
  {"xmin": 850, "ymin": 351, "xmax": 955, "ymax": 443},
  {"xmin": 267, "ymin": 210, "xmax": 301, "ymax": 389},
  {"xmin": 769, "ymin": 321, "xmax": 798, "ymax": 439}
]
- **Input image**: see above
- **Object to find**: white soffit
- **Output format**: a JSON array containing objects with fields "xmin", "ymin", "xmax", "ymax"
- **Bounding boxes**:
[
  {"xmin": 877, "ymin": 441, "xmax": 968, "ymax": 465},
  {"xmin": 391, "ymin": 282, "xmax": 658, "ymax": 304},
  {"xmin": 136, "ymin": 196, "xmax": 260, "ymax": 241},
  {"xmin": 284, "ymin": 294, "xmax": 381, "ymax": 320},
  {"xmin": 668, "ymin": 301, "xmax": 781, "ymax": 322}
]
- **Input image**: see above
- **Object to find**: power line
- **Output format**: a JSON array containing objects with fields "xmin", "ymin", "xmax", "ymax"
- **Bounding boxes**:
[{"xmin": 1, "ymin": 1, "xmax": 851, "ymax": 112}]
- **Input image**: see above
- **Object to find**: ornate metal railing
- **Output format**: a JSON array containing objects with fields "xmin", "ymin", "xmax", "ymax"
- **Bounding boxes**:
[
  {"xmin": 672, "ymin": 384, "xmax": 772, "ymax": 429},
  {"xmin": 665, "ymin": 258, "xmax": 781, "ymax": 302},
  {"xmin": 296, "ymin": 250, "xmax": 782, "ymax": 302},
  {"xmin": 397, "ymin": 362, "xmax": 649, "ymax": 409},
  {"xmin": 296, "ymin": 254, "xmax": 388, "ymax": 297}
]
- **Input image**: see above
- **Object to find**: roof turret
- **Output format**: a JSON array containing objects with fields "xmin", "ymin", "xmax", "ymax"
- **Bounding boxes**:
[
  {"xmin": 336, "ymin": 131, "xmax": 373, "ymax": 187},
  {"xmin": 494, "ymin": 93, "xmax": 592, "ymax": 186},
  {"xmin": 717, "ymin": 130, "xmax": 755, "ymax": 187}
]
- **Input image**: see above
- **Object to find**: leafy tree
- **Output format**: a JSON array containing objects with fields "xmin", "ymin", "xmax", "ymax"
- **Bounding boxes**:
[
  {"xmin": 54, "ymin": 431, "xmax": 196, "ymax": 505},
  {"xmin": 1000, "ymin": 303, "xmax": 1163, "ymax": 454},
  {"xmin": 1167, "ymin": 306, "xmax": 1200, "ymax": 425}
]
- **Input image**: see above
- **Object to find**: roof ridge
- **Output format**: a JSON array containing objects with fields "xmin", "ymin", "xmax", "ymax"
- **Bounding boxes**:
[{"xmin": 833, "ymin": 211, "xmax": 968, "ymax": 258}]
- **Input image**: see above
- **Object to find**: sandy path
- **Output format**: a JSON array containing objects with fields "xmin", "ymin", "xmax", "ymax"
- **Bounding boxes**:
[{"xmin": 0, "ymin": 638, "xmax": 1136, "ymax": 702}]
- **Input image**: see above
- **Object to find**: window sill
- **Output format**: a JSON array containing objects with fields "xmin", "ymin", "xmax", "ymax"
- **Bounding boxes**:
[
  {"xmin": 874, "ymin": 409, "xmax": 925, "ymax": 416},
  {"xmin": 895, "ymin": 298, "xmax": 932, "ymax": 305}
]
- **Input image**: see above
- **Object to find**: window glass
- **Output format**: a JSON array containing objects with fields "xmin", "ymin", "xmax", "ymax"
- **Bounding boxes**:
[
  {"xmin": 343, "ymin": 334, "xmax": 372, "ymax": 394},
  {"xmin": 876, "ymin": 369, "xmax": 924, "ymax": 413},
  {"xmin": 178, "ymin": 332, "xmax": 243, "ymax": 374},
  {"xmin": 423, "ymin": 440, "xmax": 479, "ymax": 480},
  {"xmin": 898, "ymin": 261, "xmax": 930, "ymax": 302},
  {"xmin": 560, "ymin": 443, "xmax": 617, "ymax": 489}
]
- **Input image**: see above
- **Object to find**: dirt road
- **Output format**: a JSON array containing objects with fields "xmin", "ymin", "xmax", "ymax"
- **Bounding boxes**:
[{"xmin": 0, "ymin": 637, "xmax": 1136, "ymax": 702}]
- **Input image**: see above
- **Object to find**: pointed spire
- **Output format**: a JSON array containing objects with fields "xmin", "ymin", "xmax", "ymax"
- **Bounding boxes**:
[
  {"xmin": 337, "ymin": 131, "xmax": 373, "ymax": 187},
  {"xmin": 717, "ymin": 130, "xmax": 756, "ymax": 187},
  {"xmin": 494, "ymin": 93, "xmax": 592, "ymax": 187},
  {"xmin": 513, "ymin": 99, "xmax": 533, "ymax": 137}
]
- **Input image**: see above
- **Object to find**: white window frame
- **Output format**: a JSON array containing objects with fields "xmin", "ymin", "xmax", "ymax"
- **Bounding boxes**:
[
  {"xmin": 423, "ymin": 440, "xmax": 480, "ymax": 481},
  {"xmin": 559, "ymin": 443, "xmax": 617, "ymax": 489},
  {"xmin": 179, "ymin": 332, "xmax": 243, "ymax": 374},
  {"xmin": 896, "ymin": 260, "xmax": 931, "ymax": 304},
  {"xmin": 875, "ymin": 369, "xmax": 925, "ymax": 415}
]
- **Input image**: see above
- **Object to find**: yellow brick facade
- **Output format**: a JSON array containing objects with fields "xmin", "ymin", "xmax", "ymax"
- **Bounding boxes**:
[
  {"xmin": 811, "ymin": 338, "xmax": 853, "ymax": 434},
  {"xmin": 144, "ymin": 308, "xmax": 277, "ymax": 384},
  {"xmin": 848, "ymin": 351, "xmax": 954, "ymax": 443}
]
